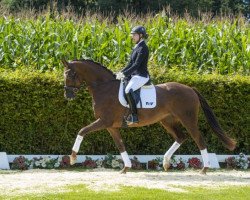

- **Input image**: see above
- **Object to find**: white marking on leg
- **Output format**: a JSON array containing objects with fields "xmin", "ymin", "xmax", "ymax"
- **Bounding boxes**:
[
  {"xmin": 201, "ymin": 148, "xmax": 210, "ymax": 168},
  {"xmin": 72, "ymin": 135, "xmax": 83, "ymax": 153},
  {"xmin": 164, "ymin": 141, "xmax": 181, "ymax": 161},
  {"xmin": 121, "ymin": 151, "xmax": 132, "ymax": 168}
]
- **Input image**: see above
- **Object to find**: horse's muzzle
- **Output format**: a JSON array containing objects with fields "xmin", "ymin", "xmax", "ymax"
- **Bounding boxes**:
[
  {"xmin": 64, "ymin": 86, "xmax": 79, "ymax": 100},
  {"xmin": 64, "ymin": 93, "xmax": 75, "ymax": 100}
]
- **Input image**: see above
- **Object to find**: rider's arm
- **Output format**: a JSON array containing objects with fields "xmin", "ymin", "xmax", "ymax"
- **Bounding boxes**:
[
  {"xmin": 122, "ymin": 46, "xmax": 146, "ymax": 77},
  {"xmin": 121, "ymin": 59, "xmax": 132, "ymax": 73}
]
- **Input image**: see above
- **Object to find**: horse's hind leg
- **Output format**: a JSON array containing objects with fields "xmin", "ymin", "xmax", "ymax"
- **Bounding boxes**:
[
  {"xmin": 179, "ymin": 113, "xmax": 210, "ymax": 174},
  {"xmin": 107, "ymin": 128, "xmax": 131, "ymax": 174},
  {"xmin": 160, "ymin": 116, "xmax": 188, "ymax": 171}
]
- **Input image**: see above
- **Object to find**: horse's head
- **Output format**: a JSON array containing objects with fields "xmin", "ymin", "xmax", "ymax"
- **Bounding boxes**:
[
  {"xmin": 62, "ymin": 58, "xmax": 116, "ymax": 100},
  {"xmin": 62, "ymin": 59, "xmax": 82, "ymax": 100}
]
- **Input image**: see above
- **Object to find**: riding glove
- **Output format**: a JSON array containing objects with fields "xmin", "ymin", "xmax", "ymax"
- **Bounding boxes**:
[{"xmin": 116, "ymin": 72, "xmax": 125, "ymax": 80}]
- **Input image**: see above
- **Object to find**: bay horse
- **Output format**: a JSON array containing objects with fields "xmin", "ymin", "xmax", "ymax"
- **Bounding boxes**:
[{"xmin": 62, "ymin": 59, "xmax": 236, "ymax": 174}]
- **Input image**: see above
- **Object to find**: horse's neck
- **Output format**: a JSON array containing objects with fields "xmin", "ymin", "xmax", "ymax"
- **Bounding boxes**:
[
  {"xmin": 77, "ymin": 62, "xmax": 115, "ymax": 86},
  {"xmin": 94, "ymin": 71, "xmax": 115, "ymax": 82},
  {"xmin": 88, "ymin": 79, "xmax": 119, "ymax": 103}
]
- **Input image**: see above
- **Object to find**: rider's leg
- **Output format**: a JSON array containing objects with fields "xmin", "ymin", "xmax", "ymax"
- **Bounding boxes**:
[
  {"xmin": 125, "ymin": 75, "xmax": 149, "ymax": 93},
  {"xmin": 125, "ymin": 75, "xmax": 149, "ymax": 125},
  {"xmin": 125, "ymin": 89, "xmax": 138, "ymax": 124}
]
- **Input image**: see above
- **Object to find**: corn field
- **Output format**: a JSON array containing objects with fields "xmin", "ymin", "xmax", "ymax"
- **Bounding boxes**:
[{"xmin": 0, "ymin": 12, "xmax": 249, "ymax": 75}]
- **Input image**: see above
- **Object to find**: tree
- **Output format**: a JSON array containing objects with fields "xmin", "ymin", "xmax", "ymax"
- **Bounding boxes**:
[{"xmin": 1, "ymin": 0, "xmax": 248, "ymax": 19}]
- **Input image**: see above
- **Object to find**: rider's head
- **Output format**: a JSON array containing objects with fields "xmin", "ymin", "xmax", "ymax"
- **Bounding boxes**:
[{"xmin": 130, "ymin": 26, "xmax": 148, "ymax": 44}]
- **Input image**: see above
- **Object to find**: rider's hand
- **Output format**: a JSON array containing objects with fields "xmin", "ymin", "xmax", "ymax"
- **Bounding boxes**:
[{"xmin": 116, "ymin": 72, "xmax": 125, "ymax": 80}]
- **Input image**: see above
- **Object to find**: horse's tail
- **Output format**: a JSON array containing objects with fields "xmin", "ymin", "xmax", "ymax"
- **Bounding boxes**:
[{"xmin": 193, "ymin": 88, "xmax": 236, "ymax": 151}]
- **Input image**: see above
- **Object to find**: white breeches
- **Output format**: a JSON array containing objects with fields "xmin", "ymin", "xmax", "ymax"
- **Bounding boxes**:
[{"xmin": 125, "ymin": 75, "xmax": 149, "ymax": 94}]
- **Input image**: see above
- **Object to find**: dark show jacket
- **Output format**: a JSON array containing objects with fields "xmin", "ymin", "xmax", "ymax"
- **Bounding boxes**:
[{"xmin": 121, "ymin": 40, "xmax": 149, "ymax": 78}]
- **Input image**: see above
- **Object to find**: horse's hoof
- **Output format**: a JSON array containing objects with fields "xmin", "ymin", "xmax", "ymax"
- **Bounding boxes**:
[
  {"xmin": 163, "ymin": 160, "xmax": 171, "ymax": 171},
  {"xmin": 120, "ymin": 167, "xmax": 129, "ymax": 174},
  {"xmin": 70, "ymin": 155, "xmax": 77, "ymax": 165},
  {"xmin": 200, "ymin": 167, "xmax": 209, "ymax": 175}
]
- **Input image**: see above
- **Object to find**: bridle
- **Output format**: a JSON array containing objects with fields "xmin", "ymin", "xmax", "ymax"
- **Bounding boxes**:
[
  {"xmin": 64, "ymin": 69, "xmax": 80, "ymax": 93},
  {"xmin": 64, "ymin": 68, "xmax": 118, "ymax": 93}
]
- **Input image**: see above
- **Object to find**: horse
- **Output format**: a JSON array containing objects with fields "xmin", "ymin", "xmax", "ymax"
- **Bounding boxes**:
[{"xmin": 62, "ymin": 59, "xmax": 236, "ymax": 174}]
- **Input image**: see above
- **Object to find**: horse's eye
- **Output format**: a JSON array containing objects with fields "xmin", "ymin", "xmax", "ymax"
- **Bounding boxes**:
[{"xmin": 64, "ymin": 70, "xmax": 71, "ymax": 79}]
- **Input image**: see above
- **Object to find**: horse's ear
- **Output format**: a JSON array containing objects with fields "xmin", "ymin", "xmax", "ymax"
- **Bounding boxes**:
[{"xmin": 61, "ymin": 59, "xmax": 69, "ymax": 69}]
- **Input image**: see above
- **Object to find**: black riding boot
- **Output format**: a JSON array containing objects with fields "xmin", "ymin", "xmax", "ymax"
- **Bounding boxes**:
[{"xmin": 125, "ymin": 89, "xmax": 139, "ymax": 125}]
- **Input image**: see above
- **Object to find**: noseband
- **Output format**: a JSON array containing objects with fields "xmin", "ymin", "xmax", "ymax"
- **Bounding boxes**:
[{"xmin": 64, "ymin": 69, "xmax": 80, "ymax": 93}]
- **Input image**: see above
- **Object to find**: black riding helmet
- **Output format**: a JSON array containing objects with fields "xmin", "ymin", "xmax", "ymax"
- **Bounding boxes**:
[{"xmin": 131, "ymin": 26, "xmax": 148, "ymax": 39}]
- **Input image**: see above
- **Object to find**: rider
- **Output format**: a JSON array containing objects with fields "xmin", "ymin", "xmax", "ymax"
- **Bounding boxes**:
[{"xmin": 116, "ymin": 25, "xmax": 150, "ymax": 125}]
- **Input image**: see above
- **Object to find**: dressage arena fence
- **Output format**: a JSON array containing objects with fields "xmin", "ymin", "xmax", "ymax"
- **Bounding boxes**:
[{"xmin": 1, "ymin": 153, "xmax": 249, "ymax": 170}]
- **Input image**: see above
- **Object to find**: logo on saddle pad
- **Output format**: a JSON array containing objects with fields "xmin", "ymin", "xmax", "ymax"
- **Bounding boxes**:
[
  {"xmin": 146, "ymin": 102, "xmax": 154, "ymax": 106},
  {"xmin": 118, "ymin": 81, "xmax": 156, "ymax": 108}
]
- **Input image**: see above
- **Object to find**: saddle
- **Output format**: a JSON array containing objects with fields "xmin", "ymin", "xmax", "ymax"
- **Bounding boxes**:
[{"xmin": 118, "ymin": 79, "xmax": 156, "ymax": 109}]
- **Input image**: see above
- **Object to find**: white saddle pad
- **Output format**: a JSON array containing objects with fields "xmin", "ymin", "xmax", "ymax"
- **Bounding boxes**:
[{"xmin": 118, "ymin": 81, "xmax": 156, "ymax": 108}]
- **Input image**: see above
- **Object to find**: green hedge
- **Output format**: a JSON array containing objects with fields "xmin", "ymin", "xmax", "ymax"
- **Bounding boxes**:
[{"xmin": 0, "ymin": 69, "xmax": 249, "ymax": 155}]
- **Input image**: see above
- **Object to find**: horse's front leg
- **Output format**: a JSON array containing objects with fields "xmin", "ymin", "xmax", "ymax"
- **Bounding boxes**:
[
  {"xmin": 70, "ymin": 118, "xmax": 107, "ymax": 165},
  {"xmin": 107, "ymin": 128, "xmax": 131, "ymax": 174}
]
